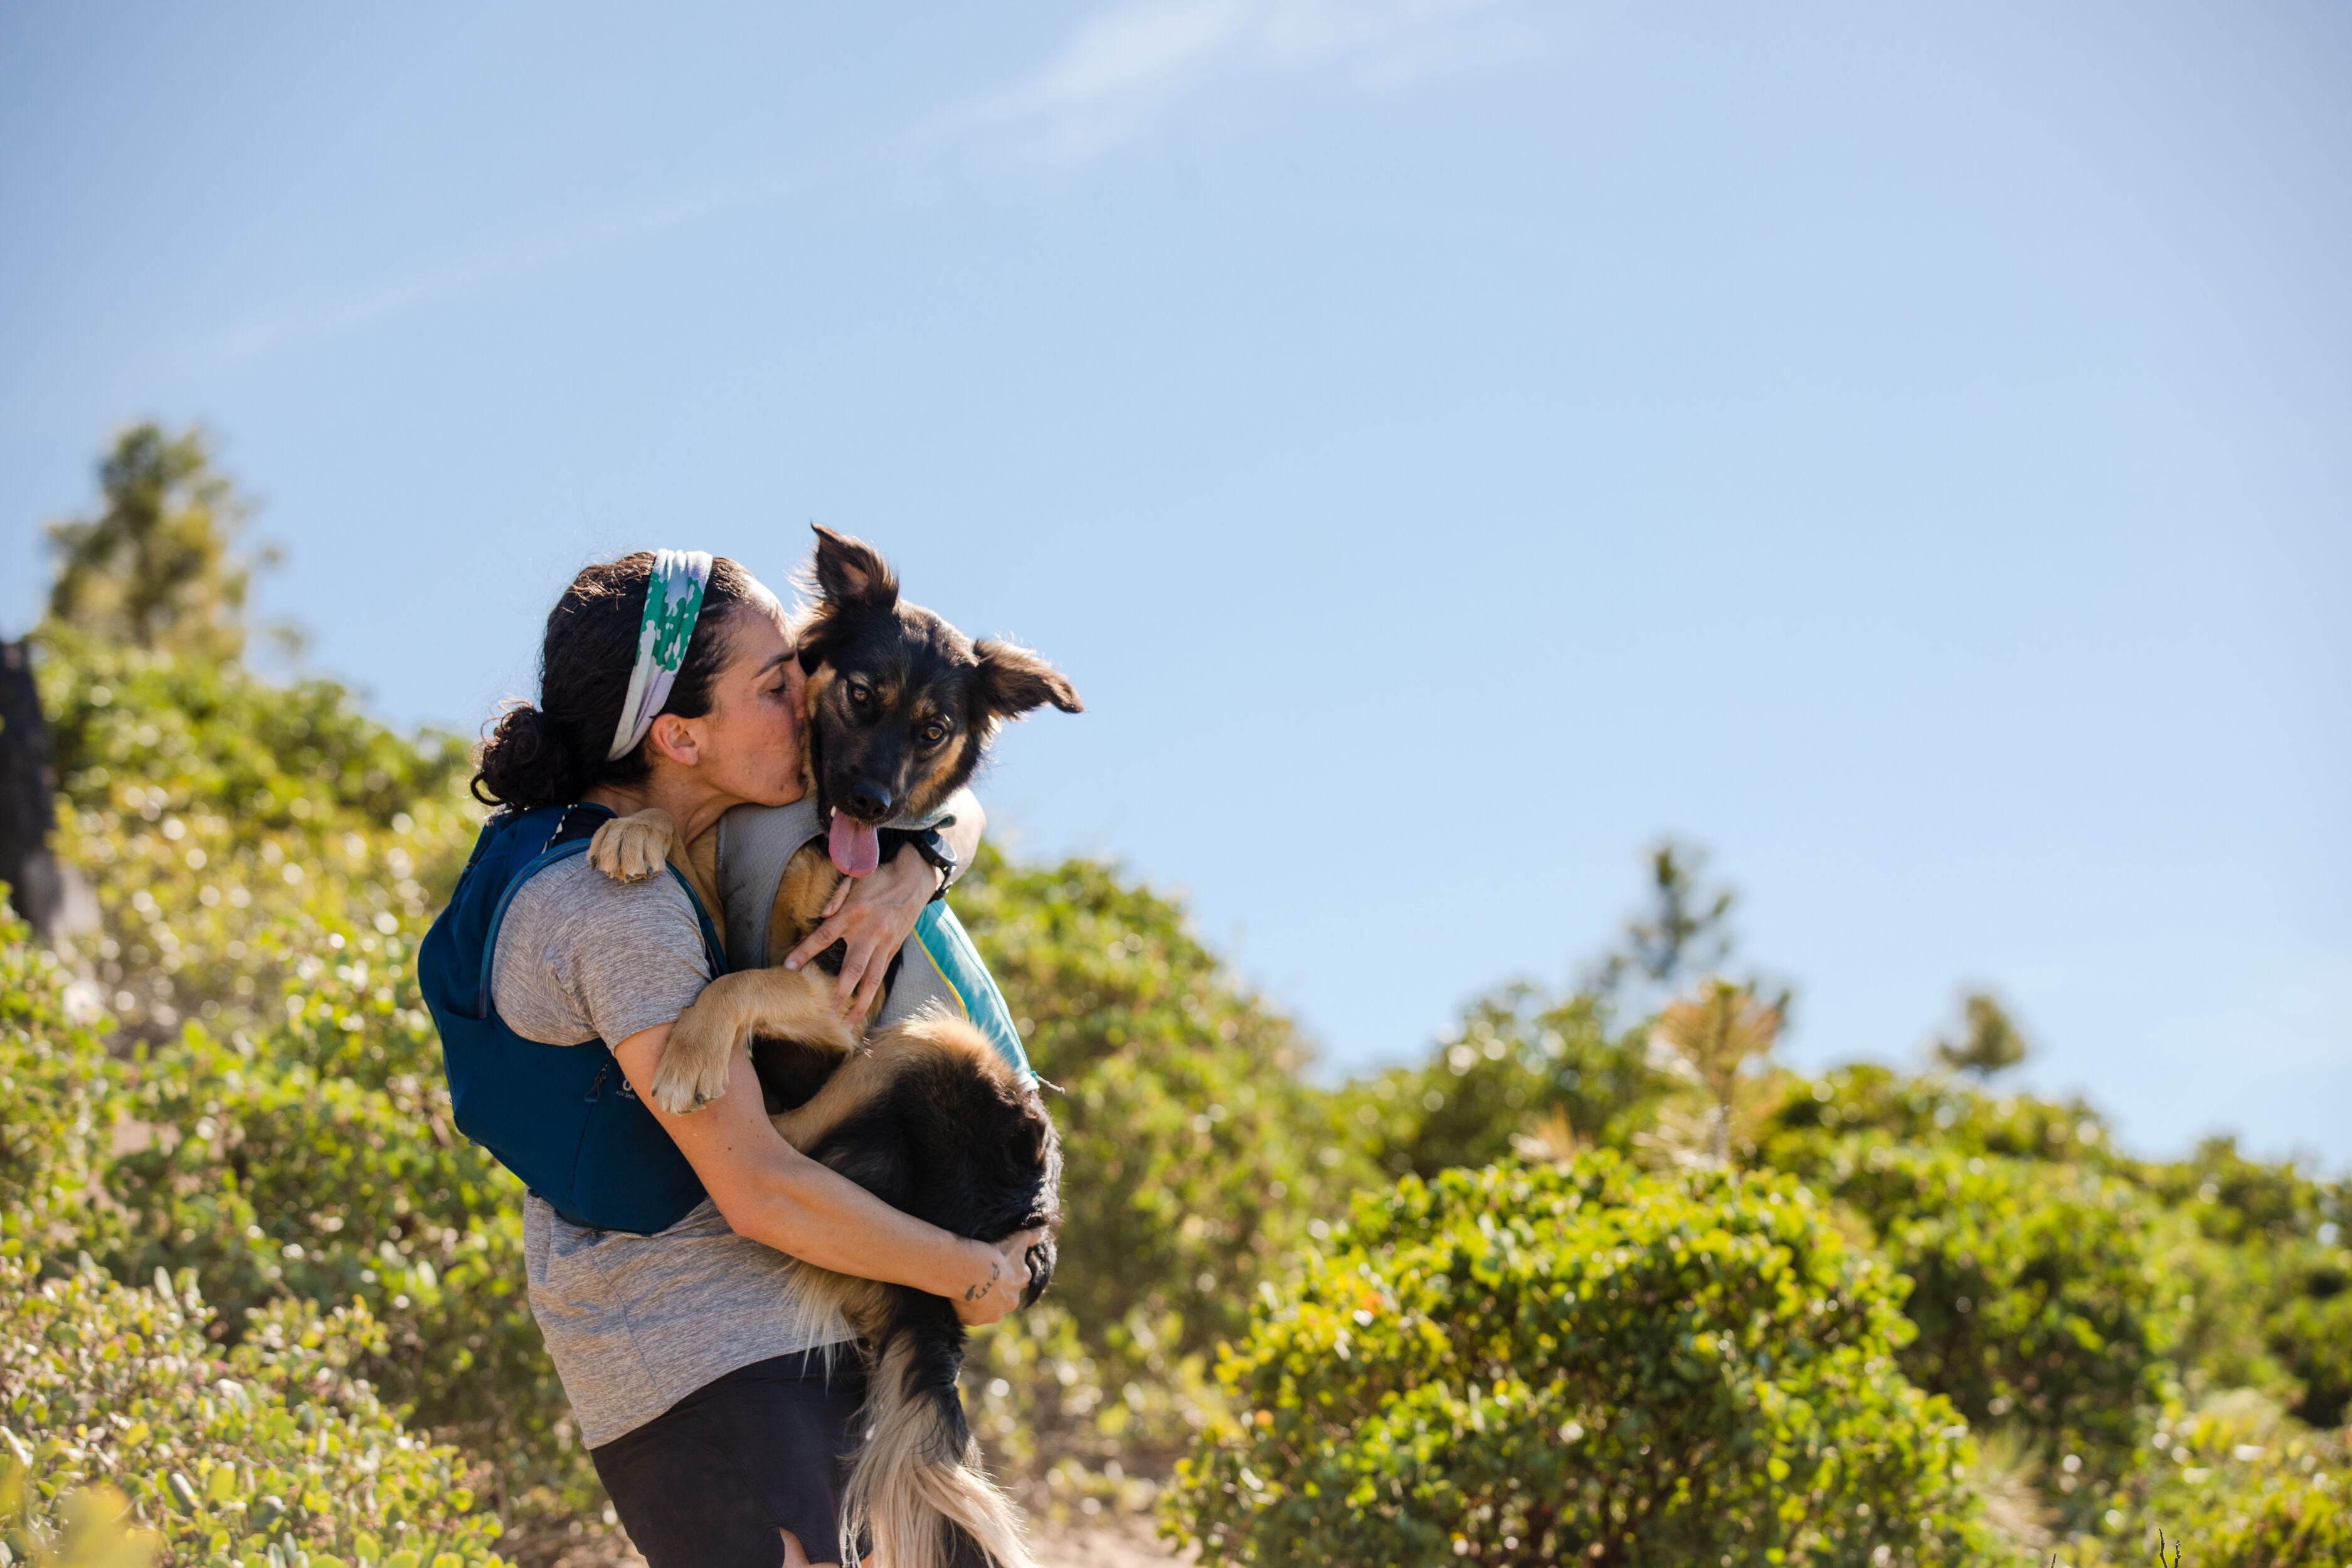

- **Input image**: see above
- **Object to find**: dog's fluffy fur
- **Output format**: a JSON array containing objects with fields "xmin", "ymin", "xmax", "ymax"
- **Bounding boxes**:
[
  {"xmin": 765, "ymin": 1013, "xmax": 1061, "ymax": 1568},
  {"xmin": 588, "ymin": 527, "xmax": 1078, "ymax": 1568}
]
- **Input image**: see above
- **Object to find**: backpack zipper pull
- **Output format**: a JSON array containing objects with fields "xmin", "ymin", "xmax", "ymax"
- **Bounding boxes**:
[{"xmin": 586, "ymin": 1064, "xmax": 607, "ymax": 1102}]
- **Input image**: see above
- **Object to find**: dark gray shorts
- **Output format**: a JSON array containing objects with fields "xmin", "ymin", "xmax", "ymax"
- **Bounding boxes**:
[{"xmin": 591, "ymin": 1348, "xmax": 869, "ymax": 1567}]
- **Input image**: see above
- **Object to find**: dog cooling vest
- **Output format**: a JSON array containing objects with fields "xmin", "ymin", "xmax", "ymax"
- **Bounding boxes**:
[
  {"xmin": 421, "ymin": 803, "xmax": 724, "ymax": 1234},
  {"xmin": 716, "ymin": 799, "xmax": 1035, "ymax": 1081}
]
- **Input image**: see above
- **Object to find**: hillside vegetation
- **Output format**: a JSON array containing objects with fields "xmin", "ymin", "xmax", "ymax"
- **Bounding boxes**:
[{"xmin": 3, "ymin": 426, "xmax": 2346, "ymax": 1567}]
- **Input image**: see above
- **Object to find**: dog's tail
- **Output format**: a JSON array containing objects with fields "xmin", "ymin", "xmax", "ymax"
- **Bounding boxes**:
[{"xmin": 840, "ymin": 1288, "xmax": 1032, "ymax": 1568}]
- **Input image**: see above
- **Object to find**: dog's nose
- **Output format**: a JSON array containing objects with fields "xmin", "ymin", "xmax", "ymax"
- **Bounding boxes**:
[{"xmin": 845, "ymin": 781, "xmax": 894, "ymax": 821}]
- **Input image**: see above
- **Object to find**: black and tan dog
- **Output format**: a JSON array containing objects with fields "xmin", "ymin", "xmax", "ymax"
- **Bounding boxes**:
[{"xmin": 589, "ymin": 526, "xmax": 1078, "ymax": 1568}]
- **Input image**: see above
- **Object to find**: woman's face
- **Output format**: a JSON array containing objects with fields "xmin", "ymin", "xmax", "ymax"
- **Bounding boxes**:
[{"xmin": 677, "ymin": 595, "xmax": 807, "ymax": 809}]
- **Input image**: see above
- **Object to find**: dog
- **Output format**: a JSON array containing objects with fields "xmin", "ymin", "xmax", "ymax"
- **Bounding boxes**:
[{"xmin": 589, "ymin": 526, "xmax": 1079, "ymax": 1568}]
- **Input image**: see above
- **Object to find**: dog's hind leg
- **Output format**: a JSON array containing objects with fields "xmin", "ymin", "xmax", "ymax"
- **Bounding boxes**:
[{"xmin": 767, "ymin": 1038, "xmax": 916, "ymax": 1152}]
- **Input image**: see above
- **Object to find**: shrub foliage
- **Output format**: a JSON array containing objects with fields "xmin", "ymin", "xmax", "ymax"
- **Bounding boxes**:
[
  {"xmin": 0, "ymin": 1254, "xmax": 508, "ymax": 1567},
  {"xmin": 1781, "ymin": 1139, "xmax": 2178, "ymax": 1481},
  {"xmin": 1170, "ymin": 1156, "xmax": 1986, "ymax": 1567}
]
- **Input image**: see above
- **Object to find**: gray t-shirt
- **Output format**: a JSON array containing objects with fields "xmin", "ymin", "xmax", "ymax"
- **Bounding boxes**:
[{"xmin": 491, "ymin": 855, "xmax": 852, "ymax": 1449}]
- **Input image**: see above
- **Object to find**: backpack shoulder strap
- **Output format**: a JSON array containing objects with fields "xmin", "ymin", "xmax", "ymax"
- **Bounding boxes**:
[{"xmin": 474, "ymin": 804, "xmax": 616, "ymax": 1010}]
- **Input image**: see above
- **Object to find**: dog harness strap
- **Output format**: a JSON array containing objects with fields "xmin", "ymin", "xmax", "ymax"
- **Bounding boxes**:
[{"xmin": 906, "ymin": 903, "xmax": 1034, "ymax": 1080}]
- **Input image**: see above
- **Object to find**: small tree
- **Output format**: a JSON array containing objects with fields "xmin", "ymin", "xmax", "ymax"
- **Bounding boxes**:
[
  {"xmin": 1586, "ymin": 839, "xmax": 1737, "ymax": 1003},
  {"xmin": 1934, "ymin": 990, "xmax": 2028, "ymax": 1079},
  {"xmin": 44, "ymin": 423, "xmax": 266, "ymax": 664},
  {"xmin": 1651, "ymin": 978, "xmax": 1783, "ymax": 1167}
]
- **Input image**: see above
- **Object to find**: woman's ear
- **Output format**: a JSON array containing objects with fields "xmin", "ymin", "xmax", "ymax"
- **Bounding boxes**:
[{"xmin": 647, "ymin": 711, "xmax": 702, "ymax": 768}]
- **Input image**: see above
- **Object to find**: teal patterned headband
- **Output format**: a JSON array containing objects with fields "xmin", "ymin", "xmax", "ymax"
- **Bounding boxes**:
[{"xmin": 607, "ymin": 549, "xmax": 713, "ymax": 761}]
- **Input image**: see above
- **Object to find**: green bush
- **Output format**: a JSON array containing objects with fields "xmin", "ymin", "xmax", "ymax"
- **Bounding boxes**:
[
  {"xmin": 1780, "ymin": 1139, "xmax": 2177, "ymax": 1486},
  {"xmin": 1168, "ymin": 1155, "xmax": 1986, "ymax": 1567},
  {"xmin": 1757, "ymin": 1064, "xmax": 2121, "ymax": 1173},
  {"xmin": 0, "ymin": 926, "xmax": 127, "ymax": 1261},
  {"xmin": 93, "ymin": 1015, "xmax": 564, "ymax": 1517},
  {"xmin": 1767, "ymin": 1090, "xmax": 2352, "ymax": 1431},
  {"xmin": 0, "ymin": 1253, "xmax": 508, "ymax": 1568},
  {"xmin": 2141, "ymin": 1138, "xmax": 2352, "ymax": 1428},
  {"xmin": 2069, "ymin": 1392, "xmax": 2352, "ymax": 1567},
  {"xmin": 3, "ymin": 878, "xmax": 580, "ymax": 1535},
  {"xmin": 34, "ymin": 626, "xmax": 477, "ymax": 1046},
  {"xmin": 1335, "ymin": 987, "xmax": 1667, "ymax": 1181}
]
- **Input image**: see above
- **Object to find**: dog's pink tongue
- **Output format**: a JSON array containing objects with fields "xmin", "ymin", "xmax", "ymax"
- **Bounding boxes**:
[{"xmin": 829, "ymin": 810, "xmax": 882, "ymax": 877}]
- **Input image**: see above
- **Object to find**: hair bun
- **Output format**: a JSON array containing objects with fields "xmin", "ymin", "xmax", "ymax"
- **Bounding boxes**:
[{"xmin": 472, "ymin": 701, "xmax": 589, "ymax": 810}]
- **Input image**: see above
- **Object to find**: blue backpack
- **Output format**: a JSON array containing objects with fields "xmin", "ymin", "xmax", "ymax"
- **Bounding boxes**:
[{"xmin": 418, "ymin": 803, "xmax": 722, "ymax": 1234}]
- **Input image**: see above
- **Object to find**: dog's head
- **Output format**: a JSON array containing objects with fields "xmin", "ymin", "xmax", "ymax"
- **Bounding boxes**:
[{"xmin": 792, "ymin": 525, "xmax": 1081, "ymax": 877}]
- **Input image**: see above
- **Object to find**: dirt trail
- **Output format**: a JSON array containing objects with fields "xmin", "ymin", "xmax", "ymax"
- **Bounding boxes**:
[
  {"xmin": 554, "ymin": 1514, "xmax": 1184, "ymax": 1567},
  {"xmin": 1034, "ymin": 1517, "xmax": 1186, "ymax": 1567}
]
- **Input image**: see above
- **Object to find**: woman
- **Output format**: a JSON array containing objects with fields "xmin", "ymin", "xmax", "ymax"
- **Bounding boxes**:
[{"xmin": 422, "ymin": 551, "xmax": 1039, "ymax": 1568}]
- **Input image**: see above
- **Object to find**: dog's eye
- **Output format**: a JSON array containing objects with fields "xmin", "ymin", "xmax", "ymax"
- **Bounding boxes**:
[
  {"xmin": 847, "ymin": 681, "xmax": 872, "ymax": 707},
  {"xmin": 921, "ymin": 721, "xmax": 948, "ymax": 747}
]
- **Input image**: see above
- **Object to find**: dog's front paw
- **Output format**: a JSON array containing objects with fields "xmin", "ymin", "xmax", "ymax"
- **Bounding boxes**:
[
  {"xmin": 588, "ymin": 809, "xmax": 677, "ymax": 883},
  {"xmin": 650, "ymin": 1000, "xmax": 739, "ymax": 1115}
]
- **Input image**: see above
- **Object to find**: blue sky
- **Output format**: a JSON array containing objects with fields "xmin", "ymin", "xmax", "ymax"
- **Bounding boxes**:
[{"xmin": 4, "ymin": 2, "xmax": 2346, "ymax": 1166}]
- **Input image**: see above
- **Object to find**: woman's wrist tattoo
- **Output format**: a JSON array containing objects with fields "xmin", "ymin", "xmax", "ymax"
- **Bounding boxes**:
[{"xmin": 963, "ymin": 1258, "xmax": 1002, "ymax": 1303}]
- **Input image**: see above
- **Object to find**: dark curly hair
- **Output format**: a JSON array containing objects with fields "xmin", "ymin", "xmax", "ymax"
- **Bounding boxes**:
[{"xmin": 472, "ymin": 552, "xmax": 764, "ymax": 811}]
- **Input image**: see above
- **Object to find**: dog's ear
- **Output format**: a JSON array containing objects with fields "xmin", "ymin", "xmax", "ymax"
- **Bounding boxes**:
[
  {"xmin": 808, "ymin": 525, "xmax": 899, "ymax": 613},
  {"xmin": 974, "ymin": 640, "xmax": 1083, "ymax": 719}
]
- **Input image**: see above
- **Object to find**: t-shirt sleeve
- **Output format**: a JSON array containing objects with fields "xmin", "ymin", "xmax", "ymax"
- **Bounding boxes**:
[{"xmin": 490, "ymin": 857, "xmax": 714, "ymax": 1047}]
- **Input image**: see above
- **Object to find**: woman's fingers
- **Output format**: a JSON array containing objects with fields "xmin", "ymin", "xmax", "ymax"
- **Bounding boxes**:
[
  {"xmin": 953, "ymin": 1231, "xmax": 1043, "ymax": 1327},
  {"xmin": 782, "ymin": 854, "xmax": 935, "ymax": 1015},
  {"xmin": 832, "ymin": 941, "xmax": 875, "ymax": 1017},
  {"xmin": 995, "ymin": 1229, "xmax": 1042, "ymax": 1301},
  {"xmin": 781, "ymin": 914, "xmax": 843, "ymax": 975},
  {"xmin": 1000, "ymin": 1230, "xmax": 1045, "ymax": 1311},
  {"xmin": 780, "ymin": 909, "xmax": 891, "ymax": 1017},
  {"xmin": 843, "ymin": 945, "xmax": 890, "ymax": 1019}
]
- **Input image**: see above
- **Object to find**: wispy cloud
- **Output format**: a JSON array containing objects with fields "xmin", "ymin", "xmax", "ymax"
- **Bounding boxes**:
[
  {"xmin": 970, "ymin": 0, "xmax": 1547, "ymax": 159},
  {"xmin": 203, "ymin": 156, "xmax": 863, "ymax": 368},
  {"xmin": 198, "ymin": 3, "xmax": 1545, "ymax": 366}
]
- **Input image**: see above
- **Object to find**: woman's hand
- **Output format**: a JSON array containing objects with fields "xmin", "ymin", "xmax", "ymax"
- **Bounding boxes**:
[
  {"xmin": 782, "ymin": 849, "xmax": 941, "ymax": 1019},
  {"xmin": 951, "ymin": 1229, "xmax": 1045, "ymax": 1328}
]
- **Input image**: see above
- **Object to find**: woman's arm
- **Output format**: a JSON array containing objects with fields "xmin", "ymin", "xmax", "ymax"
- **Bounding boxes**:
[
  {"xmin": 785, "ymin": 786, "xmax": 987, "ymax": 1017},
  {"xmin": 610, "ymin": 1018, "xmax": 1035, "ymax": 1325}
]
